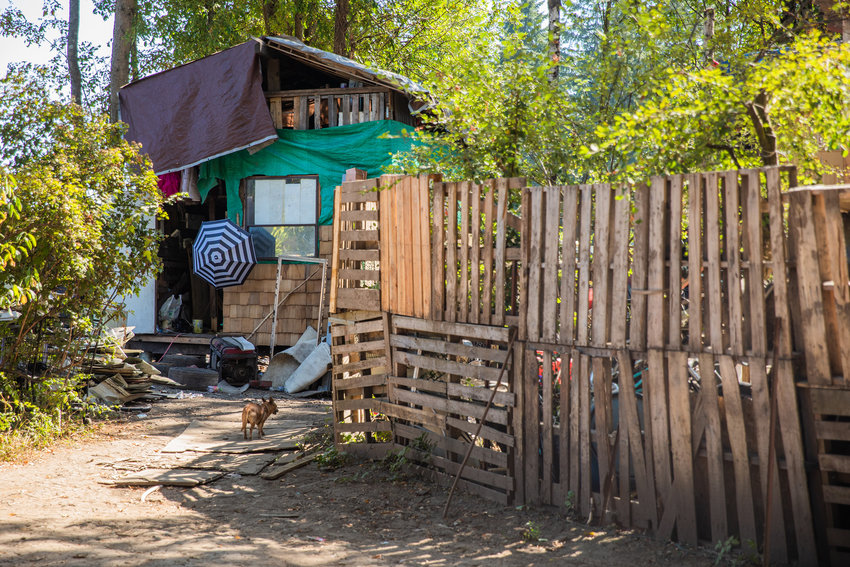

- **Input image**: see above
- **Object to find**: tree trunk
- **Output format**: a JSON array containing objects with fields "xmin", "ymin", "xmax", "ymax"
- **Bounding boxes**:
[
  {"xmin": 109, "ymin": 0, "xmax": 137, "ymax": 123},
  {"xmin": 262, "ymin": 0, "xmax": 279, "ymax": 36},
  {"xmin": 745, "ymin": 91, "xmax": 778, "ymax": 166},
  {"xmin": 67, "ymin": 0, "xmax": 81, "ymax": 105},
  {"xmin": 547, "ymin": 0, "xmax": 560, "ymax": 82},
  {"xmin": 333, "ymin": 0, "xmax": 350, "ymax": 56}
]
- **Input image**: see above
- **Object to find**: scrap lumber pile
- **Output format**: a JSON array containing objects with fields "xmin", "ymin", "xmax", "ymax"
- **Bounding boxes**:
[{"xmin": 85, "ymin": 330, "xmax": 182, "ymax": 405}]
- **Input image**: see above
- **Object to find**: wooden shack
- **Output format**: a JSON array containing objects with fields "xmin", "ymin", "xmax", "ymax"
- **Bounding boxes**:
[{"xmin": 117, "ymin": 36, "xmax": 423, "ymax": 352}]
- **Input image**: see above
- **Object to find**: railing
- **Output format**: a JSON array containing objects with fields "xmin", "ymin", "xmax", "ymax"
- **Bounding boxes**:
[{"xmin": 265, "ymin": 87, "xmax": 391, "ymax": 130}]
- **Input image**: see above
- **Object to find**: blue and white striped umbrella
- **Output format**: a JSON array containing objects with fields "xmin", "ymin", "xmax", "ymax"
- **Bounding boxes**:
[{"xmin": 192, "ymin": 219, "xmax": 257, "ymax": 288}]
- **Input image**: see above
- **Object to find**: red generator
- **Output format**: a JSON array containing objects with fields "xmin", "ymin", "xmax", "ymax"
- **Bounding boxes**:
[{"xmin": 210, "ymin": 336, "xmax": 257, "ymax": 386}]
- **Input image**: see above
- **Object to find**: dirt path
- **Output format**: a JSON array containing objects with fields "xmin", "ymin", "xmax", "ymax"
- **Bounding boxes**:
[{"xmin": 0, "ymin": 390, "xmax": 715, "ymax": 566}]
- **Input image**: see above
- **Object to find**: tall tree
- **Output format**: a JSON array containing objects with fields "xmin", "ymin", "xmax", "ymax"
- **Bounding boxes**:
[
  {"xmin": 333, "ymin": 0, "xmax": 350, "ymax": 56},
  {"xmin": 547, "ymin": 0, "xmax": 560, "ymax": 82},
  {"xmin": 109, "ymin": 0, "xmax": 136, "ymax": 123},
  {"xmin": 67, "ymin": 0, "xmax": 81, "ymax": 104}
]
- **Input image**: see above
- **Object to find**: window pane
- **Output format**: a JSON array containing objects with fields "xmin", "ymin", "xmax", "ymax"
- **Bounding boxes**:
[
  {"xmin": 249, "ymin": 226, "xmax": 315, "ymax": 258},
  {"xmin": 282, "ymin": 181, "xmax": 317, "ymax": 224},
  {"xmin": 254, "ymin": 179, "xmax": 285, "ymax": 225}
]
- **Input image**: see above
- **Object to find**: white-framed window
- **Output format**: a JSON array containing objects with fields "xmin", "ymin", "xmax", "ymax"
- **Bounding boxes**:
[{"xmin": 244, "ymin": 175, "xmax": 319, "ymax": 259}]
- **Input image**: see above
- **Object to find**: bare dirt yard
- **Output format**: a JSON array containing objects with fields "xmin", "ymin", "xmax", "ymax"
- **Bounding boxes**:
[{"xmin": 0, "ymin": 389, "xmax": 716, "ymax": 566}]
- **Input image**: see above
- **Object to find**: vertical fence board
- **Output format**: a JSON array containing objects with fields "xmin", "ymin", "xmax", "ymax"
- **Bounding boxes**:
[
  {"xmin": 718, "ymin": 355, "xmax": 757, "ymax": 545},
  {"xmin": 592, "ymin": 184, "xmax": 612, "ymax": 347},
  {"xmin": 470, "ymin": 182, "xmax": 481, "ymax": 325},
  {"xmin": 446, "ymin": 183, "xmax": 458, "ymax": 322},
  {"xmin": 667, "ymin": 350, "xmax": 697, "ymax": 546},
  {"xmin": 560, "ymin": 187, "xmax": 579, "ymax": 345},
  {"xmin": 524, "ymin": 347, "xmax": 540, "ymax": 503},
  {"xmin": 482, "ymin": 182, "xmax": 495, "ymax": 325},
  {"xmin": 411, "ymin": 177, "xmax": 425, "ymax": 318},
  {"xmin": 667, "ymin": 175, "xmax": 683, "ymax": 348},
  {"xmin": 610, "ymin": 189, "xmax": 630, "ymax": 347},
  {"xmin": 704, "ymin": 173, "xmax": 724, "ymax": 349},
  {"xmin": 431, "ymin": 183, "xmax": 445, "ymax": 320},
  {"xmin": 594, "ymin": 356, "xmax": 613, "ymax": 520},
  {"xmin": 577, "ymin": 185, "xmax": 593, "ymax": 345},
  {"xmin": 541, "ymin": 349, "xmax": 554, "ymax": 504},
  {"xmin": 767, "ymin": 169, "xmax": 817, "ymax": 563},
  {"xmin": 687, "ymin": 174, "xmax": 703, "ymax": 351},
  {"xmin": 542, "ymin": 187, "xmax": 561, "ymax": 342},
  {"xmin": 630, "ymin": 184, "xmax": 650, "ymax": 350},
  {"xmin": 494, "ymin": 179, "xmax": 509, "ymax": 327},
  {"xmin": 723, "ymin": 172, "xmax": 744, "ymax": 355},
  {"xmin": 698, "ymin": 352, "xmax": 728, "ymax": 543},
  {"xmin": 579, "ymin": 353, "xmax": 592, "ymax": 516},
  {"xmin": 527, "ymin": 188, "xmax": 544, "ymax": 342},
  {"xmin": 459, "ymin": 182, "xmax": 470, "ymax": 323}
]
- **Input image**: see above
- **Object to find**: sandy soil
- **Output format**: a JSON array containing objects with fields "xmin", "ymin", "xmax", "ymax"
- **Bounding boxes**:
[{"xmin": 0, "ymin": 389, "xmax": 716, "ymax": 566}]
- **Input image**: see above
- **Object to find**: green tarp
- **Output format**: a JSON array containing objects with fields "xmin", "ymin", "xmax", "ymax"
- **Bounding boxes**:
[{"xmin": 197, "ymin": 119, "xmax": 416, "ymax": 225}]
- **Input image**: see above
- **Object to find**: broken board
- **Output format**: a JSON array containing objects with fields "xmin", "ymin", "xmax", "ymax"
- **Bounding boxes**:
[
  {"xmin": 108, "ymin": 468, "xmax": 224, "ymax": 487},
  {"xmin": 154, "ymin": 451, "xmax": 282, "ymax": 475},
  {"xmin": 160, "ymin": 418, "xmax": 312, "ymax": 454}
]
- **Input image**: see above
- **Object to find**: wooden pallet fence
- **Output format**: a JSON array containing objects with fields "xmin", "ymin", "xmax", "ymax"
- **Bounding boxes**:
[
  {"xmin": 330, "ymin": 178, "xmax": 382, "ymax": 313},
  {"xmin": 386, "ymin": 315, "xmax": 516, "ymax": 504},
  {"xmin": 787, "ymin": 183, "xmax": 850, "ymax": 563},
  {"xmin": 520, "ymin": 169, "xmax": 815, "ymax": 565},
  {"xmin": 431, "ymin": 178, "xmax": 525, "ymax": 325},
  {"xmin": 378, "ymin": 175, "xmax": 433, "ymax": 318},
  {"xmin": 331, "ymin": 311, "xmax": 392, "ymax": 459}
]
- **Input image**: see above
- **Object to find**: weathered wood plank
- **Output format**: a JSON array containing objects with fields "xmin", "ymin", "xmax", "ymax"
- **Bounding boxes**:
[
  {"xmin": 494, "ymin": 179, "xmax": 509, "ymax": 327},
  {"xmin": 610, "ymin": 185, "xmax": 630, "ymax": 347},
  {"xmin": 666, "ymin": 350, "xmax": 697, "ymax": 546},
  {"xmin": 723, "ymin": 171, "xmax": 744, "ymax": 355},
  {"xmin": 630, "ymin": 183, "xmax": 650, "ymax": 350},
  {"xmin": 687, "ymin": 173, "xmax": 703, "ymax": 350},
  {"xmin": 647, "ymin": 176, "xmax": 667, "ymax": 349},
  {"xmin": 717, "ymin": 355, "xmax": 757, "ymax": 545},
  {"xmin": 542, "ymin": 187, "xmax": 561, "ymax": 342},
  {"xmin": 482, "ymin": 181, "xmax": 495, "ymax": 325},
  {"xmin": 446, "ymin": 182, "xmax": 458, "ymax": 322},
  {"xmin": 704, "ymin": 172, "xmax": 724, "ymax": 350},
  {"xmin": 432, "ymin": 182, "xmax": 446, "ymax": 321},
  {"xmin": 698, "ymin": 352, "xmax": 728, "ymax": 543},
  {"xmin": 390, "ymin": 333, "xmax": 509, "ymax": 365},
  {"xmin": 577, "ymin": 185, "xmax": 593, "ymax": 345},
  {"xmin": 527, "ymin": 187, "xmax": 544, "ymax": 341},
  {"xmin": 560, "ymin": 186, "xmax": 579, "ymax": 345},
  {"xmin": 591, "ymin": 184, "xmax": 612, "ymax": 347},
  {"xmin": 459, "ymin": 181, "xmax": 471, "ymax": 323},
  {"xmin": 470, "ymin": 182, "xmax": 481, "ymax": 325},
  {"xmin": 391, "ymin": 315, "xmax": 512, "ymax": 343}
]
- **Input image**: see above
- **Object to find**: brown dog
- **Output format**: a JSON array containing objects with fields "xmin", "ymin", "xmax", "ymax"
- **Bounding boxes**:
[{"xmin": 241, "ymin": 396, "xmax": 278, "ymax": 440}]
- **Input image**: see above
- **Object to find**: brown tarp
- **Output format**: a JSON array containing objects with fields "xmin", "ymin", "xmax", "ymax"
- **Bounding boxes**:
[{"xmin": 119, "ymin": 40, "xmax": 278, "ymax": 175}]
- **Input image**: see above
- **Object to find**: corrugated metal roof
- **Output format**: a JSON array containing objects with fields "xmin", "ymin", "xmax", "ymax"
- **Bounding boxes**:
[{"xmin": 263, "ymin": 36, "xmax": 427, "ymax": 95}]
